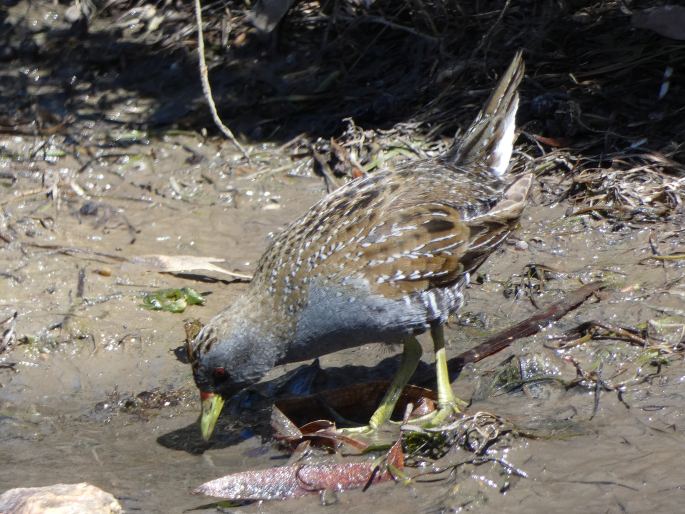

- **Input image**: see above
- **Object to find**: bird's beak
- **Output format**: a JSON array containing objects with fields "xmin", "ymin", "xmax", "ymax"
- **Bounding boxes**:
[{"xmin": 200, "ymin": 391, "xmax": 225, "ymax": 441}]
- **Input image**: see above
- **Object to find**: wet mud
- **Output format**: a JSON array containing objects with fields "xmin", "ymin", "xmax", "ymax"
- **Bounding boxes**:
[
  {"xmin": 2, "ymin": 128, "xmax": 684, "ymax": 512},
  {"xmin": 2, "ymin": 1, "xmax": 685, "ymax": 513}
]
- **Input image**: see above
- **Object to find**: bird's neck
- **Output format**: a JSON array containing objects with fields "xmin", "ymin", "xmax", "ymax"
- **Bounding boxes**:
[{"xmin": 246, "ymin": 285, "xmax": 297, "ymax": 336}]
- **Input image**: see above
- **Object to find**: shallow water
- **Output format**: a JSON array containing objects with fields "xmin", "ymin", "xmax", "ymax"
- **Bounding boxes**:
[{"xmin": 2, "ymin": 127, "xmax": 685, "ymax": 513}]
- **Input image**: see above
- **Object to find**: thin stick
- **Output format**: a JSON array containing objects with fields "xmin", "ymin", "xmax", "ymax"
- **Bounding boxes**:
[
  {"xmin": 471, "ymin": 0, "xmax": 512, "ymax": 59},
  {"xmin": 194, "ymin": 0, "xmax": 250, "ymax": 161},
  {"xmin": 446, "ymin": 281, "xmax": 603, "ymax": 375}
]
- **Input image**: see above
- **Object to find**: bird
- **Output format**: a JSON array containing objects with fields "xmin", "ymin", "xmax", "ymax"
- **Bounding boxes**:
[{"xmin": 187, "ymin": 52, "xmax": 531, "ymax": 441}]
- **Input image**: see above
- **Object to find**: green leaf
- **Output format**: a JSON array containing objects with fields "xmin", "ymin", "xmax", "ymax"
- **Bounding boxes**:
[{"xmin": 142, "ymin": 287, "xmax": 205, "ymax": 313}]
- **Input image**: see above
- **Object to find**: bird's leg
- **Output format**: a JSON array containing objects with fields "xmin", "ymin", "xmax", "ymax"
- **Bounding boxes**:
[
  {"xmin": 369, "ymin": 336, "xmax": 423, "ymax": 429},
  {"xmin": 410, "ymin": 323, "xmax": 465, "ymax": 427},
  {"xmin": 342, "ymin": 336, "xmax": 422, "ymax": 434}
]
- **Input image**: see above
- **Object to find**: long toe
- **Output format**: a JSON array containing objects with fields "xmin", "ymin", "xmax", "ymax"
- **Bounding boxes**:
[
  {"xmin": 338, "ymin": 424, "xmax": 377, "ymax": 436},
  {"xmin": 335, "ymin": 424, "xmax": 406, "ymax": 449},
  {"xmin": 408, "ymin": 397, "xmax": 466, "ymax": 428}
]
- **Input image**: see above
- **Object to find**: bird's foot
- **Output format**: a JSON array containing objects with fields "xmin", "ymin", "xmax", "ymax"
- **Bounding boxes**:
[
  {"xmin": 324, "ymin": 406, "xmax": 393, "ymax": 438},
  {"xmin": 340, "ymin": 397, "xmax": 466, "ymax": 435},
  {"xmin": 407, "ymin": 396, "xmax": 466, "ymax": 428},
  {"xmin": 335, "ymin": 422, "xmax": 406, "ymax": 449},
  {"xmin": 337, "ymin": 424, "xmax": 377, "ymax": 436}
]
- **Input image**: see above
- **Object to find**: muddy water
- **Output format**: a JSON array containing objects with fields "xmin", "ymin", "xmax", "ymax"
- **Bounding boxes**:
[{"xmin": 1, "ymin": 130, "xmax": 685, "ymax": 514}]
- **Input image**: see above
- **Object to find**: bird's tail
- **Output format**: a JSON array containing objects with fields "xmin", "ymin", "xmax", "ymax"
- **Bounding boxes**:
[{"xmin": 445, "ymin": 51, "xmax": 525, "ymax": 178}]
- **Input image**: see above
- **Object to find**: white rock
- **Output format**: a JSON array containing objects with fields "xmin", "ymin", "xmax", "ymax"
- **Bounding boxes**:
[{"xmin": 0, "ymin": 483, "xmax": 121, "ymax": 514}]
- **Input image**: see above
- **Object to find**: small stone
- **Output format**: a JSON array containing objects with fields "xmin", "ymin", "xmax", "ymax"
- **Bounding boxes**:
[
  {"xmin": 0, "ymin": 483, "xmax": 122, "ymax": 514},
  {"xmin": 515, "ymin": 240, "xmax": 529, "ymax": 250}
]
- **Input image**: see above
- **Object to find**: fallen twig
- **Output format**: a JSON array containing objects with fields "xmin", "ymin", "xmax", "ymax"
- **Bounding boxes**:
[{"xmin": 446, "ymin": 281, "xmax": 604, "ymax": 375}]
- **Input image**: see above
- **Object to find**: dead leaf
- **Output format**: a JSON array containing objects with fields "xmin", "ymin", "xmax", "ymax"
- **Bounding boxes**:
[
  {"xmin": 271, "ymin": 407, "xmax": 369, "ymax": 451},
  {"xmin": 194, "ymin": 440, "xmax": 403, "ymax": 500},
  {"xmin": 124, "ymin": 255, "xmax": 252, "ymax": 280},
  {"xmin": 533, "ymin": 134, "xmax": 571, "ymax": 148}
]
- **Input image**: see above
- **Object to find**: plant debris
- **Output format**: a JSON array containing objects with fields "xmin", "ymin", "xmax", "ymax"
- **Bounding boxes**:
[
  {"xmin": 142, "ymin": 287, "xmax": 205, "ymax": 313},
  {"xmin": 124, "ymin": 254, "xmax": 252, "ymax": 280},
  {"xmin": 194, "ymin": 439, "xmax": 404, "ymax": 501}
]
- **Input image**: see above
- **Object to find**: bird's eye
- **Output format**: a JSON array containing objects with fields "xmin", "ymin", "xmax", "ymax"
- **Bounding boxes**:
[{"xmin": 213, "ymin": 367, "xmax": 226, "ymax": 378}]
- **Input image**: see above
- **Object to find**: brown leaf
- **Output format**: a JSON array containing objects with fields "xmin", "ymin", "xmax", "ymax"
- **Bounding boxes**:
[
  {"xmin": 271, "ymin": 407, "xmax": 369, "ymax": 451},
  {"xmin": 533, "ymin": 134, "xmax": 571, "ymax": 148},
  {"xmin": 193, "ymin": 443, "xmax": 402, "ymax": 500}
]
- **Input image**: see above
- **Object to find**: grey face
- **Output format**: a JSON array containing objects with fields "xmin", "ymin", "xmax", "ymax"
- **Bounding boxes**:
[
  {"xmin": 187, "ymin": 301, "xmax": 287, "ymax": 399},
  {"xmin": 191, "ymin": 359, "xmax": 249, "ymax": 398},
  {"xmin": 187, "ymin": 323, "xmax": 242, "ymax": 396},
  {"xmin": 191, "ymin": 358, "xmax": 225, "ymax": 393}
]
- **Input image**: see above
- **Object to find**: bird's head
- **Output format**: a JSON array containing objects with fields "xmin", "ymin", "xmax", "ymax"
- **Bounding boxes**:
[
  {"xmin": 186, "ymin": 297, "xmax": 288, "ymax": 441},
  {"xmin": 186, "ymin": 327, "xmax": 248, "ymax": 441}
]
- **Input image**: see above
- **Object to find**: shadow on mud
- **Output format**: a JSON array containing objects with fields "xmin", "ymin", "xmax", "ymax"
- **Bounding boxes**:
[
  {"xmin": 157, "ymin": 419, "xmax": 248, "ymax": 455},
  {"xmin": 157, "ymin": 353, "xmax": 442, "ymax": 454}
]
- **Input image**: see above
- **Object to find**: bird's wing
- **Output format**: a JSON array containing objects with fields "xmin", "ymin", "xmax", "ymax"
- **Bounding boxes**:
[
  {"xmin": 254, "ymin": 168, "xmax": 531, "ymax": 304},
  {"xmin": 357, "ymin": 173, "xmax": 532, "ymax": 297},
  {"xmin": 349, "ymin": 196, "xmax": 472, "ymax": 297},
  {"xmin": 457, "ymin": 172, "xmax": 533, "ymax": 274}
]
